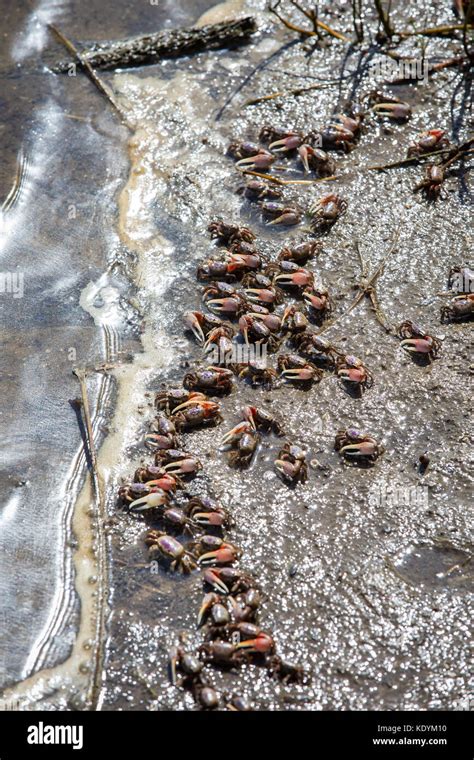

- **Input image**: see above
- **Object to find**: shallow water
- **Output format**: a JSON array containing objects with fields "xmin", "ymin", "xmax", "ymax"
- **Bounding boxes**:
[{"xmin": 0, "ymin": 0, "xmax": 473, "ymax": 710}]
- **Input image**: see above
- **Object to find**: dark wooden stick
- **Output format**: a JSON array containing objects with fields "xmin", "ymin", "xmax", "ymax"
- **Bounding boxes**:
[{"xmin": 54, "ymin": 17, "xmax": 257, "ymax": 72}]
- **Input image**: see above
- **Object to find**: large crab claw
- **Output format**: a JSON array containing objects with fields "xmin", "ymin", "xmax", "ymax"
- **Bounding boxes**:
[
  {"xmin": 244, "ymin": 288, "xmax": 274, "ymax": 304},
  {"xmin": 235, "ymin": 151, "xmax": 275, "ymax": 171},
  {"xmin": 220, "ymin": 421, "xmax": 251, "ymax": 448},
  {"xmin": 183, "ymin": 311, "xmax": 205, "ymax": 343},
  {"xmin": 129, "ymin": 489, "xmax": 168, "ymax": 513},
  {"xmin": 163, "ymin": 458, "xmax": 201, "ymax": 475},
  {"xmin": 268, "ymin": 134, "xmax": 301, "ymax": 152},
  {"xmin": 203, "ymin": 568, "xmax": 229, "ymax": 594},
  {"xmin": 236, "ymin": 633, "xmax": 274, "ymax": 654},
  {"xmin": 339, "ymin": 441, "xmax": 380, "ymax": 457},
  {"xmin": 338, "ymin": 367, "xmax": 366, "ymax": 383},
  {"xmin": 197, "ymin": 593, "xmax": 219, "ymax": 626},
  {"xmin": 198, "ymin": 545, "xmax": 239, "ymax": 566},
  {"xmin": 267, "ymin": 210, "xmax": 301, "ymax": 226},
  {"xmin": 275, "ymin": 271, "xmax": 313, "ymax": 288},
  {"xmin": 206, "ymin": 297, "xmax": 242, "ymax": 314},
  {"xmin": 192, "ymin": 511, "xmax": 226, "ymax": 527},
  {"xmin": 372, "ymin": 102, "xmax": 411, "ymax": 120},
  {"xmin": 280, "ymin": 367, "xmax": 317, "ymax": 382},
  {"xmin": 400, "ymin": 338, "xmax": 433, "ymax": 354}
]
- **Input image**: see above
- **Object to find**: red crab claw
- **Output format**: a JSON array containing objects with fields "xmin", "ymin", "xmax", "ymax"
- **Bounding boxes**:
[
  {"xmin": 129, "ymin": 489, "xmax": 168, "ymax": 513},
  {"xmin": 197, "ymin": 593, "xmax": 220, "ymax": 626},
  {"xmin": 338, "ymin": 367, "xmax": 366, "ymax": 383},
  {"xmin": 145, "ymin": 474, "xmax": 178, "ymax": 492},
  {"xmin": 236, "ymin": 632, "xmax": 274, "ymax": 654},
  {"xmin": 220, "ymin": 421, "xmax": 252, "ymax": 447},
  {"xmin": 303, "ymin": 291, "xmax": 327, "ymax": 310},
  {"xmin": 274, "ymin": 459, "xmax": 299, "ymax": 479},
  {"xmin": 297, "ymin": 144, "xmax": 317, "ymax": 173},
  {"xmin": 275, "ymin": 271, "xmax": 313, "ymax": 288},
  {"xmin": 163, "ymin": 458, "xmax": 201, "ymax": 475},
  {"xmin": 243, "ymin": 406, "xmax": 258, "ymax": 430},
  {"xmin": 198, "ymin": 544, "xmax": 240, "ymax": 566},
  {"xmin": 226, "ymin": 254, "xmax": 260, "ymax": 272},
  {"xmin": 267, "ymin": 210, "xmax": 301, "ymax": 226},
  {"xmin": 171, "ymin": 396, "xmax": 210, "ymax": 413},
  {"xmin": 144, "ymin": 433, "xmax": 175, "ymax": 450},
  {"xmin": 193, "ymin": 511, "xmax": 227, "ymax": 527},
  {"xmin": 183, "ymin": 311, "xmax": 205, "ymax": 343},
  {"xmin": 372, "ymin": 102, "xmax": 411, "ymax": 120},
  {"xmin": 268, "ymin": 134, "xmax": 301, "ymax": 152},
  {"xmin": 206, "ymin": 297, "xmax": 242, "ymax": 314},
  {"xmin": 280, "ymin": 367, "xmax": 317, "ymax": 382},
  {"xmin": 339, "ymin": 441, "xmax": 379, "ymax": 457},
  {"xmin": 400, "ymin": 338, "xmax": 433, "ymax": 354},
  {"xmin": 244, "ymin": 288, "xmax": 275, "ymax": 304},
  {"xmin": 203, "ymin": 568, "xmax": 229, "ymax": 594},
  {"xmin": 235, "ymin": 151, "xmax": 275, "ymax": 170}
]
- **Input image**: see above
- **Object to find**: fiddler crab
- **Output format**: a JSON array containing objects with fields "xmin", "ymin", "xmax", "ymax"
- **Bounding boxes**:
[
  {"xmin": 144, "ymin": 414, "xmax": 180, "ymax": 451},
  {"xmin": 291, "ymin": 330, "xmax": 340, "ymax": 367},
  {"xmin": 335, "ymin": 429, "xmax": 385, "ymax": 463},
  {"xmin": 220, "ymin": 420, "xmax": 259, "ymax": 468},
  {"xmin": 156, "ymin": 388, "xmax": 207, "ymax": 415},
  {"xmin": 145, "ymin": 530, "xmax": 197, "ymax": 573},
  {"xmin": 274, "ymin": 442, "xmax": 308, "ymax": 484},
  {"xmin": 197, "ymin": 252, "xmax": 264, "ymax": 281},
  {"xmin": 336, "ymin": 354, "xmax": 373, "ymax": 391},
  {"xmin": 298, "ymin": 146, "xmax": 335, "ymax": 176},
  {"xmin": 186, "ymin": 495, "xmax": 234, "ymax": 530},
  {"xmin": 169, "ymin": 645, "xmax": 204, "ymax": 686},
  {"xmin": 237, "ymin": 178, "xmax": 283, "ymax": 202},
  {"xmin": 281, "ymin": 305, "xmax": 309, "ymax": 333},
  {"xmin": 368, "ymin": 91, "xmax": 411, "ymax": 122},
  {"xmin": 303, "ymin": 285, "xmax": 332, "ymax": 322},
  {"xmin": 184, "ymin": 366, "xmax": 234, "ymax": 395},
  {"xmin": 243, "ymin": 404, "xmax": 284, "ymax": 435},
  {"xmin": 169, "ymin": 396, "xmax": 222, "ymax": 430},
  {"xmin": 270, "ymin": 261, "xmax": 315, "ymax": 291},
  {"xmin": 309, "ymin": 193, "xmax": 348, "ymax": 231},
  {"xmin": 407, "ymin": 129, "xmax": 450, "ymax": 158},
  {"xmin": 260, "ymin": 201, "xmax": 302, "ymax": 226},
  {"xmin": 414, "ymin": 164, "xmax": 445, "ymax": 199},
  {"xmin": 242, "ymin": 271, "xmax": 285, "ymax": 307},
  {"xmin": 233, "ymin": 361, "xmax": 278, "ymax": 390},
  {"xmin": 260, "ymin": 126, "xmax": 336, "ymax": 175},
  {"xmin": 189, "ymin": 535, "xmax": 242, "ymax": 567},
  {"xmin": 319, "ymin": 106, "xmax": 364, "ymax": 152},
  {"xmin": 278, "ymin": 353, "xmax": 323, "ymax": 385},
  {"xmin": 208, "ymin": 220, "xmax": 256, "ymax": 246},
  {"xmin": 278, "ymin": 240, "xmax": 321, "ymax": 264},
  {"xmin": 154, "ymin": 449, "xmax": 202, "ymax": 478},
  {"xmin": 238, "ymin": 313, "xmax": 280, "ymax": 350},
  {"xmin": 267, "ymin": 655, "xmax": 310, "ymax": 685},
  {"xmin": 203, "ymin": 566, "xmax": 256, "ymax": 595},
  {"xmin": 203, "ymin": 325, "xmax": 235, "ymax": 364},
  {"xmin": 440, "ymin": 293, "xmax": 474, "ymax": 322},
  {"xmin": 183, "ymin": 310, "xmax": 224, "ymax": 343},
  {"xmin": 397, "ymin": 320, "xmax": 441, "ymax": 359}
]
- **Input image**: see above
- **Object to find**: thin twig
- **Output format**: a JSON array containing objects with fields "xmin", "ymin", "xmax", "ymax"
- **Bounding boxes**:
[
  {"xmin": 269, "ymin": 1, "xmax": 349, "ymax": 42},
  {"xmin": 366, "ymin": 141, "xmax": 474, "ymax": 172},
  {"xmin": 399, "ymin": 23, "xmax": 474, "ymax": 38},
  {"xmin": 48, "ymin": 24, "xmax": 133, "ymax": 130},
  {"xmin": 374, "ymin": 0, "xmax": 394, "ymax": 38},
  {"xmin": 242, "ymin": 169, "xmax": 336, "ymax": 185},
  {"xmin": 73, "ymin": 367, "xmax": 109, "ymax": 710},
  {"xmin": 243, "ymin": 78, "xmax": 342, "ymax": 106}
]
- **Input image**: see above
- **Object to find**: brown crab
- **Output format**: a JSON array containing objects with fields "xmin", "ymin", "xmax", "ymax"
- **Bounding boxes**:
[
  {"xmin": 274, "ymin": 442, "xmax": 308, "ymax": 484},
  {"xmin": 335, "ymin": 428, "xmax": 384, "ymax": 462},
  {"xmin": 397, "ymin": 320, "xmax": 441, "ymax": 359}
]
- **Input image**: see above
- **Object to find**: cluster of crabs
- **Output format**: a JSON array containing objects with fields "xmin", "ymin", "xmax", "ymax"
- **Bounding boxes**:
[
  {"xmin": 116, "ymin": 101, "xmax": 472, "ymax": 711},
  {"xmin": 118, "ymin": 389, "xmax": 309, "ymax": 710}
]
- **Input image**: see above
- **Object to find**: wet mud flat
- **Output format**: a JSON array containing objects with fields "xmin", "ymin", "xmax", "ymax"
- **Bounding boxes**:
[{"xmin": 1, "ymin": 0, "xmax": 473, "ymax": 711}]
